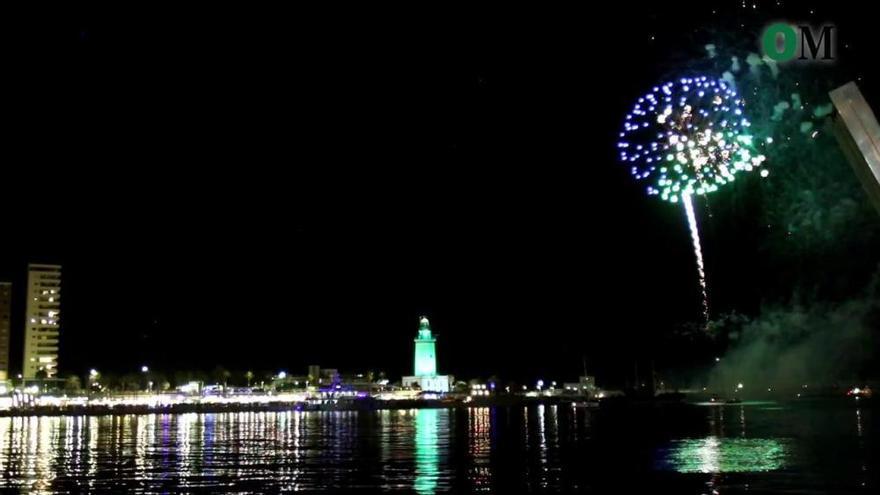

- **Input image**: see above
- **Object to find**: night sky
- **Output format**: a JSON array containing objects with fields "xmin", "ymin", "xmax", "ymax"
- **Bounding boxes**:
[{"xmin": 2, "ymin": 2, "xmax": 878, "ymax": 386}]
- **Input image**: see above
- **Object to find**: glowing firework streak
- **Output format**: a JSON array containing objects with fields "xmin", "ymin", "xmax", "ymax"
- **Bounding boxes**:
[{"xmin": 682, "ymin": 193, "xmax": 708, "ymax": 321}]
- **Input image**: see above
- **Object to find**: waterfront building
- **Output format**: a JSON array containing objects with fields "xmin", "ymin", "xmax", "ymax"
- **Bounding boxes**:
[
  {"xmin": 22, "ymin": 264, "xmax": 62, "ymax": 379},
  {"xmin": 0, "ymin": 282, "xmax": 11, "ymax": 380},
  {"xmin": 306, "ymin": 365, "xmax": 341, "ymax": 386},
  {"xmin": 564, "ymin": 376, "xmax": 598, "ymax": 397}
]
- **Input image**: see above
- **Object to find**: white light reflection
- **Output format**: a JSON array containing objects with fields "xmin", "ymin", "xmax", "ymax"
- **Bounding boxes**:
[{"xmin": 468, "ymin": 408, "xmax": 492, "ymax": 491}]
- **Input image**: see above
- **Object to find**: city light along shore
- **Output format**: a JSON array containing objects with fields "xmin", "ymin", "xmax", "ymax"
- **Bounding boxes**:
[{"xmin": 1, "ymin": 317, "xmax": 602, "ymax": 417}]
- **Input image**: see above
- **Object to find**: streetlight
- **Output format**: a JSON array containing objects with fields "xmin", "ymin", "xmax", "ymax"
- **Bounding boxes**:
[
  {"xmin": 140, "ymin": 366, "xmax": 151, "ymax": 392},
  {"xmin": 88, "ymin": 369, "xmax": 100, "ymax": 393}
]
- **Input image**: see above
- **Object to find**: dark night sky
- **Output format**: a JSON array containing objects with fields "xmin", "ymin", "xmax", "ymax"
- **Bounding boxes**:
[{"xmin": 1, "ymin": 2, "xmax": 877, "ymax": 385}]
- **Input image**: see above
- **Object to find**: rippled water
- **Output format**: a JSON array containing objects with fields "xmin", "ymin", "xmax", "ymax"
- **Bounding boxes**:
[{"xmin": 0, "ymin": 400, "xmax": 875, "ymax": 493}]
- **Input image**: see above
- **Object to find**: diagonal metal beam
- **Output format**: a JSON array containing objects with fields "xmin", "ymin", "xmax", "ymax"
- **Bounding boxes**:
[{"xmin": 829, "ymin": 82, "xmax": 880, "ymax": 214}]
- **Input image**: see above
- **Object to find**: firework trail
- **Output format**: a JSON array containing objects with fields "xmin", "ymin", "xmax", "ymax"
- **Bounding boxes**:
[
  {"xmin": 682, "ymin": 193, "xmax": 709, "ymax": 321},
  {"xmin": 617, "ymin": 75, "xmax": 771, "ymax": 321}
]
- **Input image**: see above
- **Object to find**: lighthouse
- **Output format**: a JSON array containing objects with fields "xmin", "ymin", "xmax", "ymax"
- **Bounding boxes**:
[
  {"xmin": 402, "ymin": 316, "xmax": 453, "ymax": 393},
  {"xmin": 413, "ymin": 316, "xmax": 437, "ymax": 376}
]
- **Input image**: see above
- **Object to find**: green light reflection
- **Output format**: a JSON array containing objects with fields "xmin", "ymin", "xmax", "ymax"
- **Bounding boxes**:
[
  {"xmin": 414, "ymin": 409, "xmax": 439, "ymax": 494},
  {"xmin": 661, "ymin": 437, "xmax": 788, "ymax": 473}
]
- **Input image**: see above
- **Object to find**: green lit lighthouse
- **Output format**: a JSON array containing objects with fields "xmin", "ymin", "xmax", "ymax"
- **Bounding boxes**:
[
  {"xmin": 402, "ymin": 316, "xmax": 453, "ymax": 393},
  {"xmin": 414, "ymin": 316, "xmax": 437, "ymax": 376}
]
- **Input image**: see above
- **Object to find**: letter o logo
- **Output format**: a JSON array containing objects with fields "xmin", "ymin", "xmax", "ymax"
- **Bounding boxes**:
[{"xmin": 762, "ymin": 23, "xmax": 797, "ymax": 61}]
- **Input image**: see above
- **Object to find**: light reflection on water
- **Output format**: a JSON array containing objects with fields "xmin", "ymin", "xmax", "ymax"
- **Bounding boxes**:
[
  {"xmin": 0, "ymin": 402, "xmax": 874, "ymax": 493},
  {"xmin": 658, "ymin": 437, "xmax": 789, "ymax": 473},
  {"xmin": 414, "ymin": 409, "xmax": 439, "ymax": 494}
]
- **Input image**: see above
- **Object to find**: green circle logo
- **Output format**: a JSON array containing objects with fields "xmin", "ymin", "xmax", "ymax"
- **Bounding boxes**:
[{"xmin": 762, "ymin": 23, "xmax": 797, "ymax": 61}]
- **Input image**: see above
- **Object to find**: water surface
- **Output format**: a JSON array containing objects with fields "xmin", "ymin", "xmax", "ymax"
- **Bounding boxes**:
[{"xmin": 0, "ymin": 400, "xmax": 874, "ymax": 493}]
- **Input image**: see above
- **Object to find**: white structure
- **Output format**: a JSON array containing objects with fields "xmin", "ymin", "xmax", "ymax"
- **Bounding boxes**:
[
  {"xmin": 402, "ymin": 374, "xmax": 454, "ymax": 393},
  {"xmin": 22, "ymin": 264, "xmax": 62, "ymax": 379},
  {"xmin": 830, "ymin": 82, "xmax": 880, "ymax": 213}
]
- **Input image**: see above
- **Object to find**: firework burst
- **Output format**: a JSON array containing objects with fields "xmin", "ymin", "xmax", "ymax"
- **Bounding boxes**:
[{"xmin": 618, "ymin": 76, "xmax": 768, "ymax": 204}]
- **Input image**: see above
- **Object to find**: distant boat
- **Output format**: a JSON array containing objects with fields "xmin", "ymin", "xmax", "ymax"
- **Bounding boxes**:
[{"xmin": 847, "ymin": 386, "xmax": 873, "ymax": 399}]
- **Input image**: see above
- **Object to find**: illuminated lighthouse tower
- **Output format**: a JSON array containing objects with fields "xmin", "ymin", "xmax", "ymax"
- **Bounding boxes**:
[
  {"xmin": 414, "ymin": 316, "xmax": 437, "ymax": 376},
  {"xmin": 402, "ymin": 316, "xmax": 453, "ymax": 393}
]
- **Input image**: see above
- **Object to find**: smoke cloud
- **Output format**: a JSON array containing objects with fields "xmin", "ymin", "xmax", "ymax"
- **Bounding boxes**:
[{"xmin": 708, "ymin": 269, "xmax": 880, "ymax": 393}]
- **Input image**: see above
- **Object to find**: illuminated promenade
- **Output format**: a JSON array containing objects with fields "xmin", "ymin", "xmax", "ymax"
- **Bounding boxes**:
[{"xmin": 0, "ymin": 387, "xmax": 601, "ymax": 417}]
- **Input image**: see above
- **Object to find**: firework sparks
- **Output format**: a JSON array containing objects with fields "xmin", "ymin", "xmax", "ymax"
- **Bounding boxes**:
[
  {"xmin": 618, "ymin": 75, "xmax": 770, "ymax": 321},
  {"xmin": 618, "ymin": 76, "xmax": 767, "ymax": 203}
]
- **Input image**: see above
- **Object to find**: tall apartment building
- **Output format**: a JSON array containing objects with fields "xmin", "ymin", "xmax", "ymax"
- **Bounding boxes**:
[
  {"xmin": 0, "ymin": 282, "xmax": 11, "ymax": 380},
  {"xmin": 22, "ymin": 264, "xmax": 62, "ymax": 379}
]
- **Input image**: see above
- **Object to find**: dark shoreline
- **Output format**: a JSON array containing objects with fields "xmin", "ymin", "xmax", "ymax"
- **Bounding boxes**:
[
  {"xmin": 6, "ymin": 395, "xmax": 857, "ymax": 418},
  {"xmin": 0, "ymin": 396, "xmax": 601, "ymax": 418}
]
